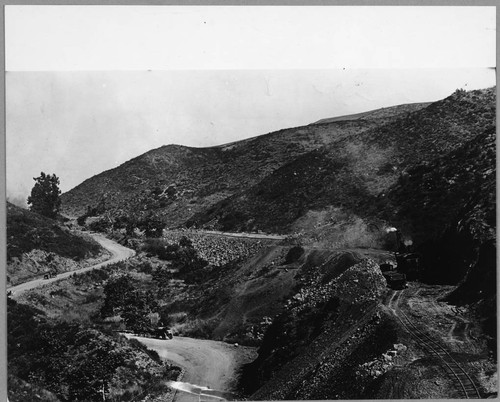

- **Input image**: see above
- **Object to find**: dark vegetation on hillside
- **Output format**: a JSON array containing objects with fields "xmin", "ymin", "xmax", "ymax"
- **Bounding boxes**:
[
  {"xmin": 385, "ymin": 126, "xmax": 496, "ymax": 282},
  {"xmin": 7, "ymin": 297, "xmax": 180, "ymax": 402},
  {"xmin": 378, "ymin": 125, "xmax": 497, "ymax": 348},
  {"xmin": 185, "ymin": 149, "xmax": 377, "ymax": 232},
  {"xmin": 7, "ymin": 202, "xmax": 102, "ymax": 261},
  {"xmin": 88, "ymin": 238, "xmax": 246, "ymax": 340}
]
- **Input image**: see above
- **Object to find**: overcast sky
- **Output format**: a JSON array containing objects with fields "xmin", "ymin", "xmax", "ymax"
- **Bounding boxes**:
[{"xmin": 5, "ymin": 6, "xmax": 496, "ymax": 204}]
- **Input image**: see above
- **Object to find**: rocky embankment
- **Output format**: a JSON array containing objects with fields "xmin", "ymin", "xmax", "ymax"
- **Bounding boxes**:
[
  {"xmin": 241, "ymin": 255, "xmax": 397, "ymax": 400},
  {"xmin": 162, "ymin": 230, "xmax": 271, "ymax": 266}
]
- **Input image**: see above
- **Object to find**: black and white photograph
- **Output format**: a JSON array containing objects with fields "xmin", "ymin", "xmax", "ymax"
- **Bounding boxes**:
[{"xmin": 4, "ymin": 5, "xmax": 497, "ymax": 401}]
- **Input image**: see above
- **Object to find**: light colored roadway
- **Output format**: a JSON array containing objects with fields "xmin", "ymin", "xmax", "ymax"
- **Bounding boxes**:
[
  {"xmin": 187, "ymin": 230, "xmax": 286, "ymax": 241},
  {"xmin": 126, "ymin": 335, "xmax": 257, "ymax": 402},
  {"xmin": 8, "ymin": 233, "xmax": 135, "ymax": 295}
]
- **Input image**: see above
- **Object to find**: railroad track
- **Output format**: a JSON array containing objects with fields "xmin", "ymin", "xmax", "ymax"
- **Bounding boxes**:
[{"xmin": 390, "ymin": 290, "xmax": 481, "ymax": 399}]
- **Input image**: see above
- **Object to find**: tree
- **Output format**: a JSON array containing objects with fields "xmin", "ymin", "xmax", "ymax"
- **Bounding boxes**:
[
  {"xmin": 100, "ymin": 275, "xmax": 135, "ymax": 317},
  {"xmin": 138, "ymin": 217, "xmax": 166, "ymax": 237},
  {"xmin": 27, "ymin": 172, "xmax": 61, "ymax": 219}
]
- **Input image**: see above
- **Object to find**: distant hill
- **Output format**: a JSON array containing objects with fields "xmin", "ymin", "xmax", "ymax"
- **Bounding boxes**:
[
  {"xmin": 313, "ymin": 102, "xmax": 432, "ymax": 124},
  {"xmin": 60, "ymin": 99, "xmax": 432, "ymax": 226}
]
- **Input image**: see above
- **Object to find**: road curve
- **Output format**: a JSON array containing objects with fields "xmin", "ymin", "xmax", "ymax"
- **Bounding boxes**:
[
  {"xmin": 126, "ymin": 335, "xmax": 257, "ymax": 402},
  {"xmin": 8, "ymin": 233, "xmax": 135, "ymax": 296}
]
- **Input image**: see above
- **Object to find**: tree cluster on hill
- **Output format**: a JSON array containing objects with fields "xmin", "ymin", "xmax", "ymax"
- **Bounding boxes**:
[
  {"xmin": 142, "ymin": 236, "xmax": 209, "ymax": 284},
  {"xmin": 100, "ymin": 274, "xmax": 161, "ymax": 333},
  {"xmin": 78, "ymin": 205, "xmax": 166, "ymax": 238}
]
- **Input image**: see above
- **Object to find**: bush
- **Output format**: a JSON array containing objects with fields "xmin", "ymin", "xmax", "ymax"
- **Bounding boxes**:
[
  {"xmin": 285, "ymin": 245, "xmax": 305, "ymax": 264},
  {"xmin": 127, "ymin": 338, "xmax": 162, "ymax": 364},
  {"xmin": 76, "ymin": 215, "xmax": 87, "ymax": 226},
  {"xmin": 136, "ymin": 261, "xmax": 153, "ymax": 274},
  {"xmin": 88, "ymin": 218, "xmax": 112, "ymax": 233},
  {"xmin": 137, "ymin": 218, "xmax": 165, "ymax": 238},
  {"xmin": 142, "ymin": 239, "xmax": 170, "ymax": 260}
]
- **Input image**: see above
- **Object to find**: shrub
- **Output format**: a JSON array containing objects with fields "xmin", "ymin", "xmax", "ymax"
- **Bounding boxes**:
[
  {"xmin": 285, "ymin": 245, "xmax": 305, "ymax": 264},
  {"xmin": 137, "ymin": 218, "xmax": 165, "ymax": 238},
  {"xmin": 76, "ymin": 215, "xmax": 87, "ymax": 226},
  {"xmin": 142, "ymin": 239, "xmax": 169, "ymax": 260},
  {"xmin": 136, "ymin": 261, "xmax": 153, "ymax": 274},
  {"xmin": 88, "ymin": 218, "xmax": 112, "ymax": 233},
  {"xmin": 127, "ymin": 338, "xmax": 162, "ymax": 364}
]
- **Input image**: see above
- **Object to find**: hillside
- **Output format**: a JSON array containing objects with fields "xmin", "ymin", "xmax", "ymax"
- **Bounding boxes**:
[
  {"xmin": 184, "ymin": 88, "xmax": 496, "ymax": 337},
  {"xmin": 47, "ymin": 86, "xmax": 496, "ymax": 400},
  {"xmin": 7, "ymin": 296, "xmax": 181, "ymax": 402},
  {"xmin": 6, "ymin": 202, "xmax": 107, "ymax": 286},
  {"xmin": 187, "ymin": 88, "xmax": 495, "ymax": 236},
  {"xmin": 60, "ymin": 99, "xmax": 431, "ymax": 225},
  {"xmin": 62, "ymin": 89, "xmax": 494, "ymax": 238}
]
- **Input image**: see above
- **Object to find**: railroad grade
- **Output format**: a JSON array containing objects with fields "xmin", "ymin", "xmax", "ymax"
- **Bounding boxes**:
[{"xmin": 388, "ymin": 288, "xmax": 481, "ymax": 399}]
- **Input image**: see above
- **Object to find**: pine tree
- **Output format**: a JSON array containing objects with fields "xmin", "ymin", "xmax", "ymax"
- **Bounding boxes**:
[{"xmin": 27, "ymin": 172, "xmax": 62, "ymax": 219}]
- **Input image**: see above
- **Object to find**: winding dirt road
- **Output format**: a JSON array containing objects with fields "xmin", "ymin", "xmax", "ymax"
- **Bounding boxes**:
[
  {"xmin": 8, "ymin": 233, "xmax": 135, "ymax": 296},
  {"xmin": 126, "ymin": 335, "xmax": 257, "ymax": 402}
]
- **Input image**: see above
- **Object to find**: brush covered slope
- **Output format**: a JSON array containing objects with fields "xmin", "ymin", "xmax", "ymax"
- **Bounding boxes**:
[
  {"xmin": 6, "ymin": 202, "xmax": 107, "ymax": 286},
  {"xmin": 187, "ymin": 88, "xmax": 495, "ymax": 234},
  {"xmin": 60, "ymin": 88, "xmax": 494, "ymax": 239},
  {"xmin": 60, "ymin": 99, "xmax": 431, "ymax": 226},
  {"xmin": 7, "ymin": 296, "xmax": 181, "ymax": 402}
]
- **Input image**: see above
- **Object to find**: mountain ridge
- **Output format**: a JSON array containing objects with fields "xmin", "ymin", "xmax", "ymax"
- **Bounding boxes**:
[
  {"xmin": 61, "ymin": 99, "xmax": 424, "ymax": 222},
  {"xmin": 313, "ymin": 101, "xmax": 433, "ymax": 124},
  {"xmin": 60, "ymin": 96, "xmax": 443, "ymax": 223}
]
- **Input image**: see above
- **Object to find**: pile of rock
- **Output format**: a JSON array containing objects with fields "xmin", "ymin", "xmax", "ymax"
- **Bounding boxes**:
[
  {"xmin": 285, "ymin": 258, "xmax": 386, "ymax": 314},
  {"xmin": 163, "ymin": 230, "xmax": 266, "ymax": 267},
  {"xmin": 356, "ymin": 343, "xmax": 408, "ymax": 379}
]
